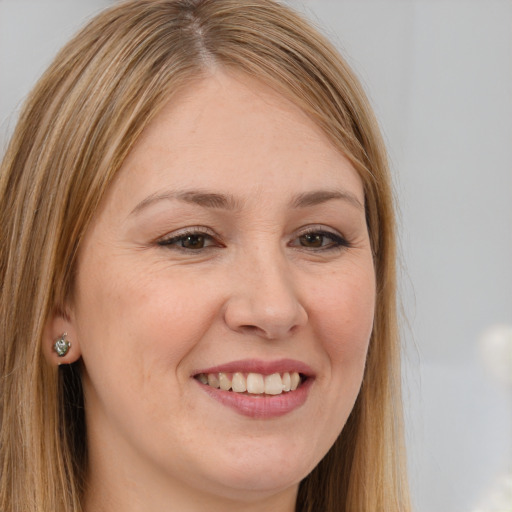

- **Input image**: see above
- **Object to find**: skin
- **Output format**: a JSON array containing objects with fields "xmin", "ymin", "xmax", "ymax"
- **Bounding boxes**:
[{"xmin": 48, "ymin": 70, "xmax": 376, "ymax": 512}]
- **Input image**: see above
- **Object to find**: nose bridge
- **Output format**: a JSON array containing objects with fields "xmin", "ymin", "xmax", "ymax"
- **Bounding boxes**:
[{"xmin": 224, "ymin": 242, "xmax": 308, "ymax": 339}]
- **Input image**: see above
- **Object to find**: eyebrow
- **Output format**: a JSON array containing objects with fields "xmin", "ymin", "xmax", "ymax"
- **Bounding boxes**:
[
  {"xmin": 130, "ymin": 190, "xmax": 241, "ymax": 216},
  {"xmin": 291, "ymin": 190, "xmax": 364, "ymax": 210},
  {"xmin": 129, "ymin": 187, "xmax": 363, "ymax": 217}
]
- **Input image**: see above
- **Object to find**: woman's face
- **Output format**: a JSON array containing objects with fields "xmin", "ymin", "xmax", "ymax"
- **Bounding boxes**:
[{"xmin": 67, "ymin": 71, "xmax": 375, "ymax": 509}]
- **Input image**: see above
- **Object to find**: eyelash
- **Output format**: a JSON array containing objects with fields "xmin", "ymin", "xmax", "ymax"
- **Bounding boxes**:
[
  {"xmin": 156, "ymin": 226, "xmax": 351, "ymax": 253},
  {"xmin": 157, "ymin": 227, "xmax": 220, "ymax": 251},
  {"xmin": 292, "ymin": 227, "xmax": 351, "ymax": 251}
]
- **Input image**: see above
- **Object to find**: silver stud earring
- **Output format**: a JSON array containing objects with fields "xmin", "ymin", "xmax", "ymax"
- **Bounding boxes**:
[{"xmin": 53, "ymin": 332, "xmax": 71, "ymax": 357}]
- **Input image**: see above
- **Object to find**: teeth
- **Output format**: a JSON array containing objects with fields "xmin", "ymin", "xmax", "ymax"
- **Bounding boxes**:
[
  {"xmin": 198, "ymin": 371, "xmax": 303, "ymax": 395},
  {"xmin": 207, "ymin": 373, "xmax": 220, "ymax": 388},
  {"xmin": 231, "ymin": 372, "xmax": 247, "ymax": 393},
  {"xmin": 247, "ymin": 373, "xmax": 264, "ymax": 394},
  {"xmin": 264, "ymin": 373, "xmax": 283, "ymax": 395},
  {"xmin": 219, "ymin": 372, "xmax": 232, "ymax": 391},
  {"xmin": 290, "ymin": 372, "xmax": 300, "ymax": 391},
  {"xmin": 282, "ymin": 372, "xmax": 291, "ymax": 391}
]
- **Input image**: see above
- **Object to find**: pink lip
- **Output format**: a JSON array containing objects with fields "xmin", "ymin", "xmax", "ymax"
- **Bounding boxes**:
[
  {"xmin": 196, "ymin": 378, "xmax": 313, "ymax": 419},
  {"xmin": 192, "ymin": 358, "xmax": 315, "ymax": 377},
  {"xmin": 192, "ymin": 358, "xmax": 315, "ymax": 419}
]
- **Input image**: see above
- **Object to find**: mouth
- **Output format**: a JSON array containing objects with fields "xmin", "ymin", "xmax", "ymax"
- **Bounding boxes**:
[
  {"xmin": 194, "ymin": 371, "xmax": 307, "ymax": 396},
  {"xmin": 192, "ymin": 359, "xmax": 314, "ymax": 418}
]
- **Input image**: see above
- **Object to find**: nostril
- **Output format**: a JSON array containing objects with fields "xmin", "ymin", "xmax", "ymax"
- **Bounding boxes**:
[
  {"xmin": 223, "ymin": 293, "xmax": 308, "ymax": 340},
  {"xmin": 238, "ymin": 324, "xmax": 277, "ymax": 339},
  {"xmin": 240, "ymin": 325, "xmax": 258, "ymax": 332}
]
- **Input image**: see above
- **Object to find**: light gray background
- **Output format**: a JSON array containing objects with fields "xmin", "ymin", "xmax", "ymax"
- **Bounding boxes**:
[{"xmin": 1, "ymin": 1, "xmax": 511, "ymax": 511}]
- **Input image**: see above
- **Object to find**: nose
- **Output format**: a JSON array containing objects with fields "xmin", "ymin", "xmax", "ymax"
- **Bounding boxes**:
[{"xmin": 223, "ymin": 254, "xmax": 308, "ymax": 340}]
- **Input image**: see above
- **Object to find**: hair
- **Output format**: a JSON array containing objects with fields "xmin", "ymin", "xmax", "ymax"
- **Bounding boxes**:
[{"xmin": 0, "ymin": 1, "xmax": 410, "ymax": 511}]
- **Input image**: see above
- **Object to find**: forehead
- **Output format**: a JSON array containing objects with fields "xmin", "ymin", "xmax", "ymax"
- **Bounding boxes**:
[{"xmin": 107, "ymin": 69, "xmax": 364, "ymax": 213}]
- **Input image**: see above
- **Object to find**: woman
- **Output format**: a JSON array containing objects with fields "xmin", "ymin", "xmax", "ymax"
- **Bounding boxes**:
[{"xmin": 0, "ymin": 1, "xmax": 410, "ymax": 511}]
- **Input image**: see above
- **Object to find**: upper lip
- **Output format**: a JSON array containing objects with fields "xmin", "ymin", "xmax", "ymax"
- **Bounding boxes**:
[{"xmin": 192, "ymin": 358, "xmax": 315, "ymax": 377}]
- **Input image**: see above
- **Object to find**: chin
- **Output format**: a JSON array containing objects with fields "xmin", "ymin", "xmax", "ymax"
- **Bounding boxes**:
[{"xmin": 191, "ymin": 434, "xmax": 321, "ymax": 497}]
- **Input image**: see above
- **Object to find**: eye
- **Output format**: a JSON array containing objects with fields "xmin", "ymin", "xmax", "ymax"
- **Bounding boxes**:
[
  {"xmin": 157, "ymin": 228, "xmax": 220, "ymax": 251},
  {"xmin": 291, "ymin": 227, "xmax": 350, "ymax": 251}
]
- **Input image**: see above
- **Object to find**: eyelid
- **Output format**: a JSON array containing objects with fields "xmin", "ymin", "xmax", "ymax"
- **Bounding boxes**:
[
  {"xmin": 156, "ymin": 226, "xmax": 221, "ymax": 248},
  {"xmin": 155, "ymin": 224, "xmax": 350, "ymax": 252},
  {"xmin": 291, "ymin": 225, "xmax": 351, "ymax": 250}
]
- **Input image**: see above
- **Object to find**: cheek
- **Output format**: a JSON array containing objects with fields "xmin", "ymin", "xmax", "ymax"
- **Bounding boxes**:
[
  {"xmin": 296, "ymin": 263, "xmax": 375, "ymax": 459},
  {"xmin": 73, "ymin": 258, "xmax": 222, "ymax": 383},
  {"xmin": 310, "ymin": 263, "xmax": 376, "ymax": 371},
  {"xmin": 73, "ymin": 260, "xmax": 226, "ymax": 443}
]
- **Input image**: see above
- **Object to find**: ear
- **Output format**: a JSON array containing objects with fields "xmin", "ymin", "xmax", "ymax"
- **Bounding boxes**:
[{"xmin": 43, "ymin": 307, "xmax": 82, "ymax": 366}]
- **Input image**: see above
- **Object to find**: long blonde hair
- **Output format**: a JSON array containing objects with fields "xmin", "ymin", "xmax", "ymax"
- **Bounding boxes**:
[{"xmin": 0, "ymin": 1, "xmax": 409, "ymax": 510}]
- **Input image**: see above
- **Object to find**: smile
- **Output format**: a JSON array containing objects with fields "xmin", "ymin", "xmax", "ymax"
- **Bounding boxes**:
[
  {"xmin": 195, "ymin": 371, "xmax": 304, "ymax": 395},
  {"xmin": 193, "ymin": 360, "xmax": 314, "ymax": 418}
]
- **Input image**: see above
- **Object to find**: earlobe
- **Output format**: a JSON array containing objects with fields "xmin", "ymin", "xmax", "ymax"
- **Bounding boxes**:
[
  {"xmin": 53, "ymin": 332, "xmax": 72, "ymax": 357},
  {"xmin": 43, "ymin": 310, "xmax": 82, "ymax": 365}
]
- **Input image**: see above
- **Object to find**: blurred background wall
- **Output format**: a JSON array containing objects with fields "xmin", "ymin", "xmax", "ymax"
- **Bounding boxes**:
[{"xmin": 1, "ymin": 1, "xmax": 511, "ymax": 510}]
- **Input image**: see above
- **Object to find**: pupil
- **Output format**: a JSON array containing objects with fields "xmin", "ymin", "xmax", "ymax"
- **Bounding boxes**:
[
  {"xmin": 183, "ymin": 235, "xmax": 204, "ymax": 249},
  {"xmin": 301, "ymin": 233, "xmax": 323, "ymax": 247}
]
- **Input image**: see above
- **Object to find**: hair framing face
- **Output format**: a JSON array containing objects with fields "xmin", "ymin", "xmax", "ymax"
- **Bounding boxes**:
[{"xmin": 0, "ymin": 1, "xmax": 409, "ymax": 511}]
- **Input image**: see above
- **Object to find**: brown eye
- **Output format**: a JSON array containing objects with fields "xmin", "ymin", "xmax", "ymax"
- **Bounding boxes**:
[
  {"xmin": 292, "ymin": 229, "xmax": 350, "ymax": 251},
  {"xmin": 158, "ymin": 230, "xmax": 219, "ymax": 251},
  {"xmin": 181, "ymin": 234, "xmax": 206, "ymax": 249},
  {"xmin": 299, "ymin": 233, "xmax": 324, "ymax": 248}
]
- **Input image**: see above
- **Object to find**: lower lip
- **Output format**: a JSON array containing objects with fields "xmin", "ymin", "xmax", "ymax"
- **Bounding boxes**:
[{"xmin": 196, "ymin": 378, "xmax": 313, "ymax": 419}]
